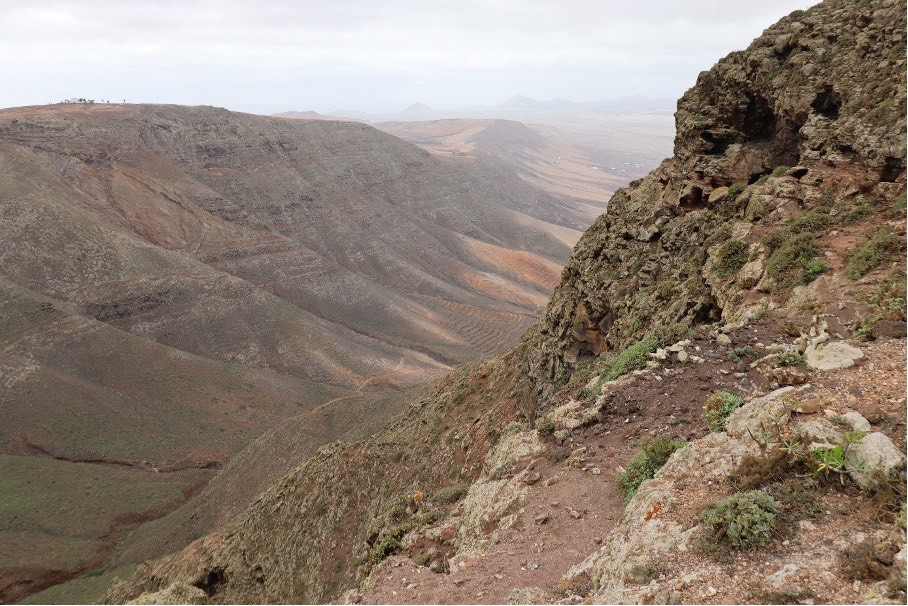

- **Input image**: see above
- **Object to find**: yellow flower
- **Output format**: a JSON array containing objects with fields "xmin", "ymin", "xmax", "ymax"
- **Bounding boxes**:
[{"xmin": 413, "ymin": 491, "xmax": 423, "ymax": 503}]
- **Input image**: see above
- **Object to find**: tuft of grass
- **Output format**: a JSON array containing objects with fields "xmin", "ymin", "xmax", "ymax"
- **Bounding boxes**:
[
  {"xmin": 616, "ymin": 436, "xmax": 685, "ymax": 503},
  {"xmin": 754, "ymin": 165, "xmax": 789, "ymax": 185},
  {"xmin": 700, "ymin": 490, "xmax": 779, "ymax": 552},
  {"xmin": 597, "ymin": 334, "xmax": 660, "ymax": 385},
  {"xmin": 844, "ymin": 229, "xmax": 904, "ymax": 280},
  {"xmin": 703, "ymin": 390, "xmax": 744, "ymax": 432}
]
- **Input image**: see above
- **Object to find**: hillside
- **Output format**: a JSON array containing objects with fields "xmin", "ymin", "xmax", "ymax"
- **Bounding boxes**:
[
  {"xmin": 104, "ymin": 0, "xmax": 906, "ymax": 604},
  {"xmin": 0, "ymin": 104, "xmax": 594, "ymax": 601},
  {"xmin": 108, "ymin": 0, "xmax": 906, "ymax": 603},
  {"xmin": 375, "ymin": 119, "xmax": 614, "ymax": 227}
]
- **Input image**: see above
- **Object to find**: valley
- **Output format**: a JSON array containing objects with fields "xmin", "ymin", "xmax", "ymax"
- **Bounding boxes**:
[{"xmin": 0, "ymin": 101, "xmax": 649, "ymax": 603}]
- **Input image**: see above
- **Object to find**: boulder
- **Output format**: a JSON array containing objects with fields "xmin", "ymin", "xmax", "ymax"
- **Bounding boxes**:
[
  {"xmin": 804, "ymin": 341, "xmax": 863, "ymax": 371},
  {"xmin": 846, "ymin": 432, "xmax": 906, "ymax": 490}
]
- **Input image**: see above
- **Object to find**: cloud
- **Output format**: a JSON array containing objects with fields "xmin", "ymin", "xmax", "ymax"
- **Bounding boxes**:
[{"xmin": 0, "ymin": 0, "xmax": 819, "ymax": 112}]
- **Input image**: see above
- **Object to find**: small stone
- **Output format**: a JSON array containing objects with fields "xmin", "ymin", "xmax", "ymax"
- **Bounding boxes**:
[
  {"xmin": 706, "ymin": 586, "xmax": 718, "ymax": 596},
  {"xmin": 525, "ymin": 471, "xmax": 542, "ymax": 485},
  {"xmin": 677, "ymin": 349, "xmax": 690, "ymax": 363},
  {"xmin": 494, "ymin": 574, "xmax": 504, "ymax": 580},
  {"xmin": 534, "ymin": 513, "xmax": 550, "ymax": 525},
  {"xmin": 594, "ymin": 537, "xmax": 603, "ymax": 544},
  {"xmin": 790, "ymin": 397, "xmax": 824, "ymax": 413},
  {"xmin": 452, "ymin": 579, "xmax": 465, "ymax": 586},
  {"xmin": 527, "ymin": 561, "xmax": 540, "ymax": 570},
  {"xmin": 550, "ymin": 501, "xmax": 561, "ymax": 508},
  {"xmin": 591, "ymin": 467, "xmax": 602, "ymax": 475},
  {"xmin": 716, "ymin": 333, "xmax": 732, "ymax": 346},
  {"xmin": 567, "ymin": 507, "xmax": 582, "ymax": 519},
  {"xmin": 838, "ymin": 411, "xmax": 872, "ymax": 433}
]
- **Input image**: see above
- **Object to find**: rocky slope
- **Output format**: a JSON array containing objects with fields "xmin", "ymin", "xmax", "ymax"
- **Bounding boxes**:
[{"xmin": 105, "ymin": 0, "xmax": 906, "ymax": 604}]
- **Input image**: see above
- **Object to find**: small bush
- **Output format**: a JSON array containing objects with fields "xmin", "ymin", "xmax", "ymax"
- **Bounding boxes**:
[
  {"xmin": 654, "ymin": 322, "xmax": 695, "ymax": 345},
  {"xmin": 844, "ymin": 229, "xmax": 904, "ymax": 280},
  {"xmin": 776, "ymin": 352, "xmax": 805, "ymax": 367},
  {"xmin": 700, "ymin": 490, "xmax": 779, "ymax": 551},
  {"xmin": 840, "ymin": 539, "xmax": 891, "ymax": 581},
  {"xmin": 627, "ymin": 560, "xmax": 666, "ymax": 583},
  {"xmin": 616, "ymin": 436, "xmax": 686, "ymax": 503},
  {"xmin": 432, "ymin": 484, "xmax": 469, "ymax": 504},
  {"xmin": 548, "ymin": 446, "xmax": 570, "ymax": 464},
  {"xmin": 536, "ymin": 416, "xmax": 555, "ymax": 439},
  {"xmin": 766, "ymin": 232, "xmax": 825, "ymax": 287},
  {"xmin": 727, "ymin": 183, "xmax": 747, "ymax": 200},
  {"xmin": 727, "ymin": 346, "xmax": 758, "ymax": 362},
  {"xmin": 703, "ymin": 390, "xmax": 744, "ymax": 432},
  {"xmin": 714, "ymin": 239, "xmax": 749, "ymax": 277}
]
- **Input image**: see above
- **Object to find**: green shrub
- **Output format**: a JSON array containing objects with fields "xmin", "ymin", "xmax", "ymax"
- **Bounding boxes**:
[
  {"xmin": 727, "ymin": 183, "xmax": 747, "ymax": 200},
  {"xmin": 431, "ymin": 484, "xmax": 469, "ymax": 504},
  {"xmin": 547, "ymin": 446, "xmax": 570, "ymax": 464},
  {"xmin": 775, "ymin": 352, "xmax": 805, "ymax": 367},
  {"xmin": 714, "ymin": 239, "xmax": 749, "ymax": 277},
  {"xmin": 836, "ymin": 196, "xmax": 875, "ymax": 224},
  {"xmin": 370, "ymin": 509, "xmax": 444, "ymax": 563},
  {"xmin": 700, "ymin": 490, "xmax": 779, "ymax": 550},
  {"xmin": 844, "ymin": 229, "xmax": 904, "ymax": 280},
  {"xmin": 628, "ymin": 560, "xmax": 666, "ymax": 583},
  {"xmin": 616, "ymin": 436, "xmax": 686, "ymax": 503},
  {"xmin": 727, "ymin": 346, "xmax": 758, "ymax": 362},
  {"xmin": 654, "ymin": 322, "xmax": 695, "ymax": 345},
  {"xmin": 766, "ymin": 232, "xmax": 824, "ymax": 287},
  {"xmin": 703, "ymin": 390, "xmax": 745, "ymax": 432},
  {"xmin": 780, "ymin": 208, "xmax": 831, "ymax": 236}
]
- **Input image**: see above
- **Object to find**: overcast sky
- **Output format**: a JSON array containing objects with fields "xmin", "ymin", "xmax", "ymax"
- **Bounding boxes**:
[{"xmin": 1, "ymin": 0, "xmax": 818, "ymax": 114}]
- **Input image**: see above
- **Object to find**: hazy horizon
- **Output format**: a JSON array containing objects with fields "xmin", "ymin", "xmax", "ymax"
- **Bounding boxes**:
[{"xmin": 2, "ymin": 0, "xmax": 818, "ymax": 115}]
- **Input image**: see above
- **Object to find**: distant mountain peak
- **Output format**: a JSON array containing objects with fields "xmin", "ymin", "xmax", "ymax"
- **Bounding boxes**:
[
  {"xmin": 401, "ymin": 102, "xmax": 434, "ymax": 114},
  {"xmin": 498, "ymin": 95, "xmax": 538, "ymax": 108}
]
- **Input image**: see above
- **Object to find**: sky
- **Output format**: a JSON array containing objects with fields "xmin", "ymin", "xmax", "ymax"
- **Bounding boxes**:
[{"xmin": 0, "ymin": 0, "xmax": 819, "ymax": 115}]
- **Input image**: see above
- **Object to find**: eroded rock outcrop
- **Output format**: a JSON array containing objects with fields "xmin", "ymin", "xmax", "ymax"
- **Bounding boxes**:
[{"xmin": 527, "ymin": 0, "xmax": 906, "ymax": 408}]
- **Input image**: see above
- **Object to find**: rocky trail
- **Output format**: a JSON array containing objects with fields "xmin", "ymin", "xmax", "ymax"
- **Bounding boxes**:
[{"xmin": 352, "ymin": 321, "xmax": 906, "ymax": 605}]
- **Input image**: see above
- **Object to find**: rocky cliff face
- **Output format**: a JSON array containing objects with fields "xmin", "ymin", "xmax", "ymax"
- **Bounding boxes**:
[
  {"xmin": 106, "ymin": 1, "xmax": 906, "ymax": 603},
  {"xmin": 527, "ymin": 0, "xmax": 905, "ymax": 406}
]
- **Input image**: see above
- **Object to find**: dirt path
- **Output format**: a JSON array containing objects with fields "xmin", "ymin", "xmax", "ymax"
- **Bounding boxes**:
[
  {"xmin": 353, "ymin": 323, "xmax": 907, "ymax": 605},
  {"xmin": 315, "ymin": 358, "xmax": 407, "ymax": 412}
]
